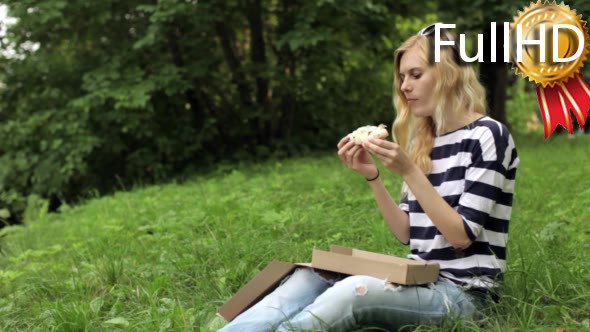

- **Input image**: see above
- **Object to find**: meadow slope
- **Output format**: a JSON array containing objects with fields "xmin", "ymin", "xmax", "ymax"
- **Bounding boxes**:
[{"xmin": 1, "ymin": 134, "xmax": 589, "ymax": 331}]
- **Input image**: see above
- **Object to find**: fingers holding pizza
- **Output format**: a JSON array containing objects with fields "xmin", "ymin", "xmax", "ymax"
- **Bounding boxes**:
[
  {"xmin": 337, "ymin": 123, "xmax": 415, "ymax": 178},
  {"xmin": 337, "ymin": 125, "xmax": 389, "ymax": 179}
]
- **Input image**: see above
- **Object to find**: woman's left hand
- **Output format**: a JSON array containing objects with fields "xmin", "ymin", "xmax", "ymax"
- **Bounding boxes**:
[{"xmin": 362, "ymin": 138, "xmax": 415, "ymax": 177}]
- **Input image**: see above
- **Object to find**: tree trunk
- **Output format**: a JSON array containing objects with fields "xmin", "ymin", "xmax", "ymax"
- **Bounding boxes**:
[
  {"xmin": 245, "ymin": 0, "xmax": 271, "ymax": 146},
  {"xmin": 165, "ymin": 25, "xmax": 208, "ymax": 129},
  {"xmin": 479, "ymin": 25, "xmax": 508, "ymax": 128},
  {"xmin": 215, "ymin": 22, "xmax": 253, "ymax": 109},
  {"xmin": 275, "ymin": 0, "xmax": 299, "ymax": 143}
]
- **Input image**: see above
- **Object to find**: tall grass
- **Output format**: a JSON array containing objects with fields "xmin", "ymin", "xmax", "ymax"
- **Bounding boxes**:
[{"xmin": 0, "ymin": 133, "xmax": 589, "ymax": 331}]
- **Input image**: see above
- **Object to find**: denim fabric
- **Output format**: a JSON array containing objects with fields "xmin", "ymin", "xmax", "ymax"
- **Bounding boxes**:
[{"xmin": 218, "ymin": 268, "xmax": 484, "ymax": 332}]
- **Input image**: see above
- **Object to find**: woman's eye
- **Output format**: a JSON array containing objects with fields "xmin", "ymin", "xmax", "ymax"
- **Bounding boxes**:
[{"xmin": 413, "ymin": 74, "xmax": 422, "ymax": 79}]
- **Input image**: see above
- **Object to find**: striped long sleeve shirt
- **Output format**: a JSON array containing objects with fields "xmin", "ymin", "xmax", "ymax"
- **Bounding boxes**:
[{"xmin": 399, "ymin": 116, "xmax": 519, "ymax": 289}]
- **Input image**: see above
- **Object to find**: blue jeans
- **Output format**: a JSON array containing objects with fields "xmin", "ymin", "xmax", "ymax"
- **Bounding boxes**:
[{"xmin": 219, "ymin": 268, "xmax": 485, "ymax": 331}]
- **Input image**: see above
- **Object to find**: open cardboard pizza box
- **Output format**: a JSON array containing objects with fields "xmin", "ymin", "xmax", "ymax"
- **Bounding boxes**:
[{"xmin": 218, "ymin": 245, "xmax": 440, "ymax": 321}]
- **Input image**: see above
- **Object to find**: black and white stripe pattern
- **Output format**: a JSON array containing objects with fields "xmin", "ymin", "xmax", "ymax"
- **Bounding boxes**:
[{"xmin": 399, "ymin": 116, "xmax": 519, "ymax": 289}]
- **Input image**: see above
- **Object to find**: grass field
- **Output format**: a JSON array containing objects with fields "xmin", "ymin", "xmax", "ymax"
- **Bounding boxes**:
[{"xmin": 1, "ymin": 133, "xmax": 589, "ymax": 331}]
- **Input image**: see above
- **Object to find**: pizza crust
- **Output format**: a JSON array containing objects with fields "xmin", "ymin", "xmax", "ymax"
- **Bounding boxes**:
[{"xmin": 348, "ymin": 124, "xmax": 389, "ymax": 145}]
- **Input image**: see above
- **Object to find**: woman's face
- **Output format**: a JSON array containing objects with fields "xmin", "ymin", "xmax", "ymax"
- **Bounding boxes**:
[{"xmin": 398, "ymin": 46, "xmax": 438, "ymax": 117}]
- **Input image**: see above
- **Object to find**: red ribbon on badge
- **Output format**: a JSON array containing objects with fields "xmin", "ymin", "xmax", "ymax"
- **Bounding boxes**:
[
  {"xmin": 536, "ymin": 73, "xmax": 590, "ymax": 138},
  {"xmin": 511, "ymin": 2, "xmax": 590, "ymax": 138}
]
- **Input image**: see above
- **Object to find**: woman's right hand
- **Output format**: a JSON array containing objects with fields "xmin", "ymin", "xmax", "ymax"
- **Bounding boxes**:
[{"xmin": 337, "ymin": 136, "xmax": 378, "ymax": 179}]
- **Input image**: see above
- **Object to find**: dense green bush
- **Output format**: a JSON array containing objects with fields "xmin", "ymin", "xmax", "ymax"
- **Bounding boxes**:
[
  {"xmin": 4, "ymin": 0, "xmax": 576, "ymax": 223},
  {"xmin": 0, "ymin": 1, "xmax": 427, "ymax": 223}
]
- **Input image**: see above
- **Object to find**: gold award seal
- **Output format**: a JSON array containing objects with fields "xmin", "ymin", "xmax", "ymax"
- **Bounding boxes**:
[{"xmin": 511, "ymin": 1, "xmax": 590, "ymax": 137}]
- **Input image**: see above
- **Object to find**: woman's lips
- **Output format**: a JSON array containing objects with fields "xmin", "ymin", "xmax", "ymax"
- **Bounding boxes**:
[{"xmin": 407, "ymin": 98, "xmax": 418, "ymax": 104}]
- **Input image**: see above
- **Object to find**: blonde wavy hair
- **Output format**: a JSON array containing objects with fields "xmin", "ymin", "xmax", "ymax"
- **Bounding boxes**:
[{"xmin": 392, "ymin": 34, "xmax": 487, "ymax": 180}]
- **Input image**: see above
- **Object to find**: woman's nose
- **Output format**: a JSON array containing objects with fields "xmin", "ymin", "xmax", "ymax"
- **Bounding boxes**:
[{"xmin": 401, "ymin": 79, "xmax": 411, "ymax": 92}]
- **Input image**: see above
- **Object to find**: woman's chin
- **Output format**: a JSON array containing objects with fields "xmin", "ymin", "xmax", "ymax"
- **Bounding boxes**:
[
  {"xmin": 410, "ymin": 107, "xmax": 433, "ymax": 118},
  {"xmin": 410, "ymin": 109, "xmax": 425, "ymax": 117}
]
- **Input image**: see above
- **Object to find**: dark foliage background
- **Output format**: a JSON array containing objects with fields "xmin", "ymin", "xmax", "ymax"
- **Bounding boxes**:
[{"xmin": 1, "ymin": 0, "xmax": 589, "ymax": 224}]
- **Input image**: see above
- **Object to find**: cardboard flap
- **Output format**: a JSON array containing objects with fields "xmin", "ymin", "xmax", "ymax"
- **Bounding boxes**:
[
  {"xmin": 351, "ymin": 249, "xmax": 413, "ymax": 266},
  {"xmin": 312, "ymin": 249, "xmax": 407, "ymax": 282},
  {"xmin": 330, "ymin": 245, "xmax": 353, "ymax": 255},
  {"xmin": 406, "ymin": 263, "xmax": 441, "ymax": 284},
  {"xmin": 218, "ymin": 260, "xmax": 296, "ymax": 321},
  {"xmin": 331, "ymin": 245, "xmax": 427, "ymax": 266}
]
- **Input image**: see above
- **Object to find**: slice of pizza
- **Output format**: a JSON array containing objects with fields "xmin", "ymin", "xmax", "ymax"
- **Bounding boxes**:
[{"xmin": 348, "ymin": 124, "xmax": 389, "ymax": 145}]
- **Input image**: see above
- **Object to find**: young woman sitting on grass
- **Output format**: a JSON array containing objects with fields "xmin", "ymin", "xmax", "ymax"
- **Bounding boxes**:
[{"xmin": 218, "ymin": 23, "xmax": 519, "ymax": 331}]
